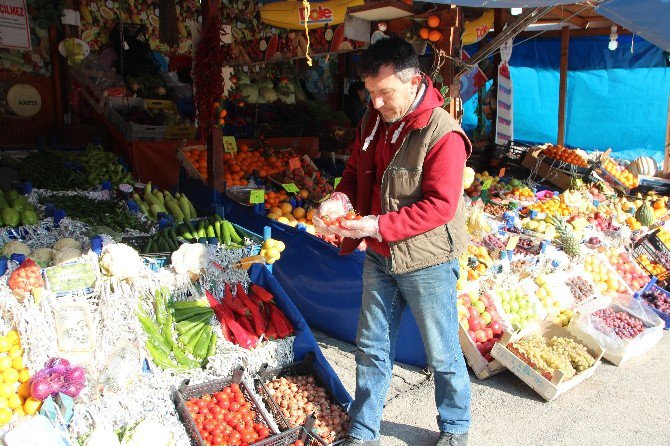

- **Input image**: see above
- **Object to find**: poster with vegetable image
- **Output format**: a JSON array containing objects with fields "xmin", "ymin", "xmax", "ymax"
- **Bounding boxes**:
[{"xmin": 0, "ymin": 0, "xmax": 51, "ymax": 76}]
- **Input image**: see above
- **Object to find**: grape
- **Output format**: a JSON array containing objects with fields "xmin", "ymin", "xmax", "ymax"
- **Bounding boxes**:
[
  {"xmin": 510, "ymin": 334, "xmax": 596, "ymax": 380},
  {"xmin": 641, "ymin": 287, "xmax": 670, "ymax": 314},
  {"xmin": 592, "ymin": 308, "xmax": 647, "ymax": 339}
]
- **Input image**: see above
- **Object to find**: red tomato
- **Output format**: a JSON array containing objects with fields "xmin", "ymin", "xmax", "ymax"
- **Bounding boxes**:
[
  {"xmin": 242, "ymin": 402, "xmax": 252, "ymax": 411},
  {"xmin": 241, "ymin": 432, "xmax": 256, "ymax": 443},
  {"xmin": 212, "ymin": 435, "xmax": 224, "ymax": 445},
  {"xmin": 230, "ymin": 431, "xmax": 241, "ymax": 443},
  {"xmin": 202, "ymin": 394, "xmax": 212, "ymax": 401},
  {"xmin": 294, "ymin": 441, "xmax": 305, "ymax": 446},
  {"xmin": 257, "ymin": 427, "xmax": 270, "ymax": 439},
  {"xmin": 223, "ymin": 387, "xmax": 233, "ymax": 396},
  {"xmin": 223, "ymin": 413, "xmax": 235, "ymax": 425},
  {"xmin": 229, "ymin": 402, "xmax": 241, "ymax": 412},
  {"xmin": 196, "ymin": 400, "xmax": 208, "ymax": 409},
  {"xmin": 235, "ymin": 421, "xmax": 246, "ymax": 432},
  {"xmin": 243, "ymin": 413, "xmax": 254, "ymax": 425},
  {"xmin": 230, "ymin": 383, "xmax": 240, "ymax": 393},
  {"xmin": 210, "ymin": 405, "xmax": 221, "ymax": 415},
  {"xmin": 218, "ymin": 400, "xmax": 230, "ymax": 410},
  {"xmin": 235, "ymin": 395, "xmax": 246, "ymax": 406},
  {"xmin": 195, "ymin": 414, "xmax": 205, "ymax": 423},
  {"xmin": 345, "ymin": 211, "xmax": 357, "ymax": 220},
  {"xmin": 214, "ymin": 412, "xmax": 224, "ymax": 422},
  {"xmin": 214, "ymin": 391, "xmax": 227, "ymax": 401}
]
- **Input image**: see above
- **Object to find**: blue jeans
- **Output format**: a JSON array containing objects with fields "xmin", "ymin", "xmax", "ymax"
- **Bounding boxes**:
[{"xmin": 348, "ymin": 249, "xmax": 471, "ymax": 440}]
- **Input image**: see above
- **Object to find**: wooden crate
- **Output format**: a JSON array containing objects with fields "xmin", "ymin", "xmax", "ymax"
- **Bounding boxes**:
[
  {"xmin": 144, "ymin": 99, "xmax": 197, "ymax": 141},
  {"xmin": 521, "ymin": 148, "xmax": 580, "ymax": 191},
  {"xmin": 459, "ymin": 323, "xmax": 506, "ymax": 379},
  {"xmin": 491, "ymin": 322, "xmax": 603, "ymax": 401}
]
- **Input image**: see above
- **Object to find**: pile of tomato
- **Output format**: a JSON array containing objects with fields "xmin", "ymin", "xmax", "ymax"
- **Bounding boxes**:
[{"xmin": 184, "ymin": 383, "xmax": 271, "ymax": 446}]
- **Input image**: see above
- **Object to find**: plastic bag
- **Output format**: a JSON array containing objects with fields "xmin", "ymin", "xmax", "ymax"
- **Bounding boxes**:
[{"xmin": 571, "ymin": 295, "xmax": 664, "ymax": 358}]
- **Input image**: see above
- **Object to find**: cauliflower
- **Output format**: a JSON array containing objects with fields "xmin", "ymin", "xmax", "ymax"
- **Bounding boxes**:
[
  {"xmin": 1, "ymin": 241, "xmax": 31, "ymax": 257},
  {"xmin": 53, "ymin": 237, "xmax": 82, "ymax": 252},
  {"xmin": 121, "ymin": 419, "xmax": 175, "ymax": 446},
  {"xmin": 99, "ymin": 243, "xmax": 143, "ymax": 280},
  {"xmin": 53, "ymin": 248, "xmax": 83, "ymax": 265},
  {"xmin": 29, "ymin": 248, "xmax": 54, "ymax": 267},
  {"xmin": 171, "ymin": 243, "xmax": 207, "ymax": 278}
]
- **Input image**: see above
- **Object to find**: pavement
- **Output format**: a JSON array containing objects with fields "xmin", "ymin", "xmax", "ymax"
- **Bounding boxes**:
[{"xmin": 314, "ymin": 330, "xmax": 670, "ymax": 446}]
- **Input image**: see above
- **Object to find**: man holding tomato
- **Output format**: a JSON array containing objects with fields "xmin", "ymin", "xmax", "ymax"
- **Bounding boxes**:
[{"xmin": 315, "ymin": 37, "xmax": 471, "ymax": 446}]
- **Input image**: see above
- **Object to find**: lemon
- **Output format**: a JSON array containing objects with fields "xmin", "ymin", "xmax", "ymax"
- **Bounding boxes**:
[
  {"xmin": 5, "ymin": 331, "xmax": 19, "ymax": 346},
  {"xmin": 0, "ymin": 384, "xmax": 13, "ymax": 398},
  {"xmin": 0, "ymin": 357, "xmax": 11, "ymax": 371},
  {"xmin": 23, "ymin": 397, "xmax": 41, "ymax": 415},
  {"xmin": 17, "ymin": 370, "xmax": 29, "ymax": 384},
  {"xmin": 3, "ymin": 369, "xmax": 19, "ymax": 384},
  {"xmin": 10, "ymin": 357, "xmax": 22, "ymax": 371},
  {"xmin": 0, "ymin": 398, "xmax": 8, "ymax": 410},
  {"xmin": 12, "ymin": 406, "xmax": 25, "ymax": 416},
  {"xmin": 7, "ymin": 395, "xmax": 21, "ymax": 410},
  {"xmin": 7, "ymin": 347, "xmax": 21, "ymax": 360},
  {"xmin": 275, "ymin": 241, "xmax": 286, "ymax": 252},
  {"xmin": 0, "ymin": 407, "xmax": 11, "ymax": 424},
  {"xmin": 0, "ymin": 338, "xmax": 10, "ymax": 353}
]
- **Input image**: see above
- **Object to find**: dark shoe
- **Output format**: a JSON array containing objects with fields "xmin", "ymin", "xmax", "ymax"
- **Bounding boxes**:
[
  {"xmin": 341, "ymin": 436, "xmax": 381, "ymax": 446},
  {"xmin": 436, "ymin": 431, "xmax": 468, "ymax": 446}
]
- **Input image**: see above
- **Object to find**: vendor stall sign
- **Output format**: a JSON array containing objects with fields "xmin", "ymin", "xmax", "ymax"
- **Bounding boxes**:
[
  {"xmin": 223, "ymin": 136, "xmax": 238, "ymax": 153},
  {"xmin": 260, "ymin": 0, "xmax": 363, "ymax": 30},
  {"xmin": 249, "ymin": 189, "xmax": 265, "ymax": 204},
  {"xmin": 495, "ymin": 38, "xmax": 514, "ymax": 146},
  {"xmin": 6, "ymin": 83, "xmax": 41, "ymax": 117},
  {"xmin": 0, "ymin": 0, "xmax": 30, "ymax": 50}
]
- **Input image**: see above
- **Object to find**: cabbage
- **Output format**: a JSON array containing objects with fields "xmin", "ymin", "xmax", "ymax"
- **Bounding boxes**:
[
  {"xmin": 239, "ymin": 83, "xmax": 259, "ymax": 104},
  {"xmin": 259, "ymin": 88, "xmax": 278, "ymax": 103},
  {"xmin": 53, "ymin": 248, "xmax": 82, "ymax": 266},
  {"xmin": 29, "ymin": 248, "xmax": 54, "ymax": 267},
  {"xmin": 235, "ymin": 72, "xmax": 251, "ymax": 85},
  {"xmin": 257, "ymin": 79, "xmax": 274, "ymax": 90},
  {"xmin": 1, "ymin": 241, "xmax": 31, "ymax": 257},
  {"xmin": 53, "ymin": 238, "xmax": 81, "ymax": 251}
]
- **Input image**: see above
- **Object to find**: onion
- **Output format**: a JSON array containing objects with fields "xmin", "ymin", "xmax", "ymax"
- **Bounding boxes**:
[
  {"xmin": 30, "ymin": 377, "xmax": 55, "ymax": 400},
  {"xmin": 64, "ymin": 366, "xmax": 86, "ymax": 386}
]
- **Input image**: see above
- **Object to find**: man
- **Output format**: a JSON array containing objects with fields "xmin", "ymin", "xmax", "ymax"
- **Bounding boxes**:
[{"xmin": 315, "ymin": 37, "xmax": 472, "ymax": 446}]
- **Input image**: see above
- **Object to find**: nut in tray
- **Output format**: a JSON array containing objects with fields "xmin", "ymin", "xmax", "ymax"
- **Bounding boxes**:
[{"xmin": 173, "ymin": 369, "xmax": 278, "ymax": 446}]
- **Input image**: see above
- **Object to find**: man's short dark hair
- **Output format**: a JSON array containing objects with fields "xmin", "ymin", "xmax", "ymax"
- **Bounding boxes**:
[{"xmin": 357, "ymin": 37, "xmax": 420, "ymax": 82}]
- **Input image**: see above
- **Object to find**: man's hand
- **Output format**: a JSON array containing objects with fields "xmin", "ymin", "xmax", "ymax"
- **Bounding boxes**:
[
  {"xmin": 316, "ymin": 192, "xmax": 353, "ymax": 220},
  {"xmin": 335, "ymin": 215, "xmax": 382, "ymax": 241}
]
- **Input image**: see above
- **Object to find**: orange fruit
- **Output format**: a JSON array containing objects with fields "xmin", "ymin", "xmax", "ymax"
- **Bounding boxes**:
[
  {"xmin": 419, "ymin": 27, "xmax": 429, "ymax": 40},
  {"xmin": 428, "ymin": 30, "xmax": 442, "ymax": 42},
  {"xmin": 306, "ymin": 209, "xmax": 316, "ymax": 221},
  {"xmin": 299, "ymin": 189, "xmax": 309, "ymax": 199},
  {"xmin": 427, "ymin": 15, "xmax": 440, "ymax": 28},
  {"xmin": 293, "ymin": 207, "xmax": 306, "ymax": 219},
  {"xmin": 280, "ymin": 202, "xmax": 293, "ymax": 215}
]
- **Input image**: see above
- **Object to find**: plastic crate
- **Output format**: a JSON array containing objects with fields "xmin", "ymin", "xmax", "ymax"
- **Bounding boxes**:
[
  {"xmin": 173, "ymin": 370, "xmax": 278, "ymax": 446},
  {"xmin": 255, "ymin": 354, "xmax": 347, "ymax": 442},
  {"xmin": 636, "ymin": 280, "xmax": 670, "ymax": 329},
  {"xmin": 106, "ymin": 97, "xmax": 166, "ymax": 141},
  {"xmin": 144, "ymin": 99, "xmax": 197, "ymax": 141},
  {"xmin": 253, "ymin": 426, "xmax": 327, "ymax": 446}
]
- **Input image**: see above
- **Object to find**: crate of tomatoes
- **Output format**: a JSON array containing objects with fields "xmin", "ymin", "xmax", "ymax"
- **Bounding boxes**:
[
  {"xmin": 174, "ymin": 369, "xmax": 278, "ymax": 446},
  {"xmin": 255, "ymin": 354, "xmax": 349, "ymax": 445},
  {"xmin": 253, "ymin": 423, "xmax": 327, "ymax": 446}
]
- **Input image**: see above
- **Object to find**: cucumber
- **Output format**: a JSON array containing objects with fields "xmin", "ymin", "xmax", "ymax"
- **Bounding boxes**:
[
  {"xmin": 193, "ymin": 325, "xmax": 212, "ymax": 360},
  {"xmin": 171, "ymin": 299, "xmax": 210, "ymax": 310},
  {"xmin": 185, "ymin": 326, "xmax": 206, "ymax": 354}
]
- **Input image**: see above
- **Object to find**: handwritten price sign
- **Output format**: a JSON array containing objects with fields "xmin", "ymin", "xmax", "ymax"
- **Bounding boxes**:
[
  {"xmin": 223, "ymin": 136, "xmax": 237, "ymax": 153},
  {"xmin": 282, "ymin": 183, "xmax": 300, "ymax": 193},
  {"xmin": 249, "ymin": 189, "xmax": 265, "ymax": 204}
]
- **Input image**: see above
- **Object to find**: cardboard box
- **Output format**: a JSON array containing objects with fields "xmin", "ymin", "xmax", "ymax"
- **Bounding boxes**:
[
  {"xmin": 178, "ymin": 144, "xmax": 207, "ymax": 184},
  {"xmin": 568, "ymin": 300, "xmax": 664, "ymax": 366},
  {"xmin": 491, "ymin": 322, "xmax": 603, "ymax": 401},
  {"xmin": 458, "ymin": 323, "xmax": 506, "ymax": 380},
  {"xmin": 521, "ymin": 149, "xmax": 581, "ymax": 191}
]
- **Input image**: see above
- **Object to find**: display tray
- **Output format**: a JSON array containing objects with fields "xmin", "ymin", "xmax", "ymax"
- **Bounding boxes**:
[
  {"xmin": 635, "ymin": 282, "xmax": 670, "ymax": 330},
  {"xmin": 255, "ymin": 354, "xmax": 346, "ymax": 444},
  {"xmin": 491, "ymin": 322, "xmax": 603, "ymax": 402},
  {"xmin": 539, "ymin": 155, "xmax": 591, "ymax": 175},
  {"xmin": 253, "ymin": 426, "xmax": 327, "ymax": 446},
  {"xmin": 173, "ymin": 370, "xmax": 279, "ymax": 446},
  {"xmin": 458, "ymin": 322, "xmax": 507, "ymax": 380}
]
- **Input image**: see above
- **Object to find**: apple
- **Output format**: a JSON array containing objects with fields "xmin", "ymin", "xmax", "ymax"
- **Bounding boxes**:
[
  {"xmin": 490, "ymin": 320, "xmax": 503, "ymax": 335},
  {"xmin": 468, "ymin": 316, "xmax": 481, "ymax": 332},
  {"xmin": 473, "ymin": 300, "xmax": 486, "ymax": 314},
  {"xmin": 484, "ymin": 327, "xmax": 494, "ymax": 340},
  {"xmin": 474, "ymin": 330, "xmax": 487, "ymax": 343},
  {"xmin": 481, "ymin": 311, "xmax": 492, "ymax": 325},
  {"xmin": 461, "ymin": 319, "xmax": 469, "ymax": 331},
  {"xmin": 461, "ymin": 294, "xmax": 471, "ymax": 306},
  {"xmin": 468, "ymin": 307, "xmax": 479, "ymax": 319}
]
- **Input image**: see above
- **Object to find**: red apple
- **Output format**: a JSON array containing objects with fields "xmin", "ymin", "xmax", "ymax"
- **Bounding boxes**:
[
  {"xmin": 460, "ymin": 294, "xmax": 471, "ymax": 306},
  {"xmin": 474, "ymin": 330, "xmax": 487, "ymax": 343},
  {"xmin": 484, "ymin": 327, "xmax": 494, "ymax": 340},
  {"xmin": 490, "ymin": 320, "xmax": 503, "ymax": 335},
  {"xmin": 468, "ymin": 307, "xmax": 479, "ymax": 319},
  {"xmin": 468, "ymin": 317, "xmax": 482, "ymax": 332},
  {"xmin": 467, "ymin": 330, "xmax": 476, "ymax": 341}
]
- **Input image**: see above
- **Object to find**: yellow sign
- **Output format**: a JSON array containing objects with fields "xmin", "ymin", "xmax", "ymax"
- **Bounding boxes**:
[
  {"xmin": 7, "ymin": 84, "xmax": 41, "ymax": 117},
  {"xmin": 462, "ymin": 10, "xmax": 494, "ymax": 45},
  {"xmin": 259, "ymin": 0, "xmax": 364, "ymax": 30},
  {"xmin": 223, "ymin": 136, "xmax": 238, "ymax": 153}
]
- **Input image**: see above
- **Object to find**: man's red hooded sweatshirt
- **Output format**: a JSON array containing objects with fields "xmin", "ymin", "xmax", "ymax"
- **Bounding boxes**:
[{"xmin": 336, "ymin": 77, "xmax": 471, "ymax": 257}]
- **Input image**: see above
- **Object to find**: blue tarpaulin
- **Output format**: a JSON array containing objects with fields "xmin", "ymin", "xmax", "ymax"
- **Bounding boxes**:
[
  {"xmin": 462, "ymin": 35, "xmax": 670, "ymax": 161},
  {"xmin": 598, "ymin": 0, "xmax": 670, "ymax": 52},
  {"xmin": 249, "ymin": 263, "xmax": 352, "ymax": 408},
  {"xmin": 179, "ymin": 169, "xmax": 430, "ymax": 368}
]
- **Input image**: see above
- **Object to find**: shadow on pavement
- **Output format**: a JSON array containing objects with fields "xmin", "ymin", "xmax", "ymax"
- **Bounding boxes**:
[
  {"xmin": 466, "ymin": 367, "xmax": 544, "ymax": 403},
  {"xmin": 381, "ymin": 420, "xmax": 439, "ymax": 446}
]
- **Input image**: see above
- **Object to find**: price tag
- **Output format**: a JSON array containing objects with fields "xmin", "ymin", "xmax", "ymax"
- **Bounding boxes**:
[
  {"xmin": 482, "ymin": 178, "xmax": 493, "ymax": 190},
  {"xmin": 289, "ymin": 157, "xmax": 301, "ymax": 170},
  {"xmin": 249, "ymin": 189, "xmax": 265, "ymax": 204},
  {"xmin": 223, "ymin": 136, "xmax": 238, "ymax": 153},
  {"xmin": 44, "ymin": 262, "xmax": 97, "ymax": 295},
  {"xmin": 282, "ymin": 183, "xmax": 300, "ymax": 193},
  {"xmin": 506, "ymin": 236, "xmax": 520, "ymax": 251},
  {"xmin": 333, "ymin": 177, "xmax": 342, "ymax": 188},
  {"xmin": 499, "ymin": 167, "xmax": 506, "ymax": 178}
]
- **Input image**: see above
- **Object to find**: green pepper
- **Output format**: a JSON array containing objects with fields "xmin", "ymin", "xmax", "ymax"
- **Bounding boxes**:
[
  {"xmin": 193, "ymin": 325, "xmax": 212, "ymax": 360},
  {"xmin": 1, "ymin": 208, "xmax": 20, "ymax": 227}
]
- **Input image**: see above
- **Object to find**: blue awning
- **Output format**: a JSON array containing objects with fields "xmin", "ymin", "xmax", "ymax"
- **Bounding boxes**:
[
  {"xmin": 423, "ymin": 1, "xmax": 586, "ymax": 6},
  {"xmin": 598, "ymin": 0, "xmax": 670, "ymax": 51}
]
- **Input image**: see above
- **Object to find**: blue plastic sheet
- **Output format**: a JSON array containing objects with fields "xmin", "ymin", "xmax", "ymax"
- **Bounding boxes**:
[
  {"xmin": 248, "ymin": 263, "xmax": 353, "ymax": 408},
  {"xmin": 599, "ymin": 0, "xmax": 670, "ymax": 52},
  {"xmin": 460, "ymin": 36, "xmax": 670, "ymax": 160}
]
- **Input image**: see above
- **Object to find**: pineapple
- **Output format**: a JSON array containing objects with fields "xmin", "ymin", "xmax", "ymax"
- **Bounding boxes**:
[
  {"xmin": 635, "ymin": 201, "xmax": 655, "ymax": 226},
  {"xmin": 549, "ymin": 216, "xmax": 581, "ymax": 257}
]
